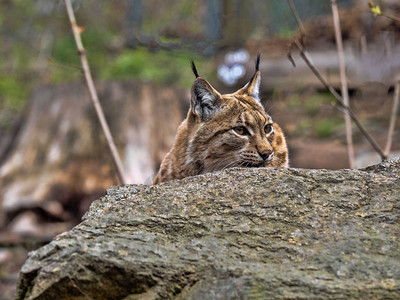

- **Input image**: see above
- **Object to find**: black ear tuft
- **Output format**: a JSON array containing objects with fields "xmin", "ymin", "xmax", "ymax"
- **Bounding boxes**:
[
  {"xmin": 191, "ymin": 60, "xmax": 199, "ymax": 78},
  {"xmin": 247, "ymin": 53, "xmax": 261, "ymax": 88},
  {"xmin": 255, "ymin": 53, "xmax": 261, "ymax": 72}
]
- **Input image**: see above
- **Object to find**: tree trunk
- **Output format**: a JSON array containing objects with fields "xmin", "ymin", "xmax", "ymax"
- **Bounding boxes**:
[{"xmin": 0, "ymin": 81, "xmax": 188, "ymax": 238}]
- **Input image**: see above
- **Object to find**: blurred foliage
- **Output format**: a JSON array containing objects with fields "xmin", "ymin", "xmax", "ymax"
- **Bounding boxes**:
[
  {"xmin": 49, "ymin": 33, "xmax": 207, "ymax": 88},
  {"xmin": 277, "ymin": 27, "xmax": 295, "ymax": 40},
  {"xmin": 305, "ymin": 93, "xmax": 336, "ymax": 116},
  {"xmin": 287, "ymin": 92, "xmax": 335, "ymax": 116},
  {"xmin": 0, "ymin": 0, "xmax": 352, "ymax": 113},
  {"xmin": 102, "ymin": 48, "xmax": 205, "ymax": 88},
  {"xmin": 282, "ymin": 90, "xmax": 345, "ymax": 139},
  {"xmin": 0, "ymin": 0, "xmax": 210, "ymax": 112},
  {"xmin": 49, "ymin": 28, "xmax": 114, "ymax": 84},
  {"xmin": 287, "ymin": 95, "xmax": 301, "ymax": 110},
  {"xmin": 0, "ymin": 75, "xmax": 27, "ymax": 111},
  {"xmin": 141, "ymin": 1, "xmax": 203, "ymax": 36},
  {"xmin": 293, "ymin": 119, "xmax": 312, "ymax": 137},
  {"xmin": 315, "ymin": 118, "xmax": 343, "ymax": 139}
]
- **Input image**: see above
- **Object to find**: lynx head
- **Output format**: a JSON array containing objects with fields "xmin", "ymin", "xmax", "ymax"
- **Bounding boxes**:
[
  {"xmin": 186, "ymin": 54, "xmax": 281, "ymax": 172},
  {"xmin": 154, "ymin": 54, "xmax": 288, "ymax": 183}
]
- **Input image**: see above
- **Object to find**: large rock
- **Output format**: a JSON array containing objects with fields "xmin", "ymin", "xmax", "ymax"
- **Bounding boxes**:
[{"xmin": 16, "ymin": 159, "xmax": 400, "ymax": 299}]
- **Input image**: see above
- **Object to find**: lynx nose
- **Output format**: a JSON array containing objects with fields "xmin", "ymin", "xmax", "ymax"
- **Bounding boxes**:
[{"xmin": 259, "ymin": 149, "xmax": 273, "ymax": 161}]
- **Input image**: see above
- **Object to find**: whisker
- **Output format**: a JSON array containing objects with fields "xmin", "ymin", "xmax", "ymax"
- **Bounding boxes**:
[
  {"xmin": 219, "ymin": 159, "xmax": 238, "ymax": 171},
  {"xmin": 265, "ymin": 101, "xmax": 275, "ymax": 114},
  {"xmin": 207, "ymin": 157, "xmax": 231, "ymax": 172},
  {"xmin": 269, "ymin": 111, "xmax": 280, "ymax": 118},
  {"xmin": 215, "ymin": 157, "xmax": 242, "ymax": 172},
  {"xmin": 221, "ymin": 161, "xmax": 240, "ymax": 171}
]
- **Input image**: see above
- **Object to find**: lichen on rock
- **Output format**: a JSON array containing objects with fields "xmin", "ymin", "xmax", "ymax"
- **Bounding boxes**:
[{"xmin": 16, "ymin": 158, "xmax": 400, "ymax": 299}]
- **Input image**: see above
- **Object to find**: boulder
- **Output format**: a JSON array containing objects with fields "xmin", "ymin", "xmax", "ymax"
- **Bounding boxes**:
[{"xmin": 16, "ymin": 159, "xmax": 400, "ymax": 299}]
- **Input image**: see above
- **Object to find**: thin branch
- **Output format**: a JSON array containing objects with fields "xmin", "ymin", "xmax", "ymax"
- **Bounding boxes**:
[
  {"xmin": 368, "ymin": 1, "xmax": 400, "ymax": 23},
  {"xmin": 295, "ymin": 42, "xmax": 385, "ymax": 160},
  {"xmin": 382, "ymin": 13, "xmax": 400, "ymax": 23},
  {"xmin": 287, "ymin": 0, "xmax": 304, "ymax": 67},
  {"xmin": 331, "ymin": 0, "xmax": 355, "ymax": 168},
  {"xmin": 287, "ymin": 0, "xmax": 305, "ymax": 37},
  {"xmin": 64, "ymin": 0, "xmax": 129, "ymax": 184},
  {"xmin": 384, "ymin": 78, "xmax": 400, "ymax": 157},
  {"xmin": 367, "ymin": 0, "xmax": 400, "ymax": 159},
  {"xmin": 287, "ymin": 1, "xmax": 386, "ymax": 161}
]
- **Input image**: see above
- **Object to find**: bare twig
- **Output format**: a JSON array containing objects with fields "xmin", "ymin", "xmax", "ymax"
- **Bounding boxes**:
[
  {"xmin": 287, "ymin": 1, "xmax": 386, "ymax": 161},
  {"xmin": 65, "ymin": 0, "xmax": 128, "ymax": 184},
  {"xmin": 367, "ymin": 1, "xmax": 400, "ymax": 158},
  {"xmin": 287, "ymin": 0, "xmax": 304, "ymax": 67},
  {"xmin": 331, "ymin": 0, "xmax": 355, "ymax": 168},
  {"xmin": 294, "ymin": 42, "xmax": 385, "ymax": 160},
  {"xmin": 287, "ymin": 0, "xmax": 305, "ymax": 37},
  {"xmin": 382, "ymin": 13, "xmax": 400, "ymax": 23},
  {"xmin": 384, "ymin": 78, "xmax": 400, "ymax": 157}
]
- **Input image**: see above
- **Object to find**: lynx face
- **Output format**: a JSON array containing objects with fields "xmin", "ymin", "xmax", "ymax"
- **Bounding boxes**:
[
  {"xmin": 187, "ymin": 94, "xmax": 276, "ymax": 171},
  {"xmin": 154, "ymin": 55, "xmax": 288, "ymax": 184}
]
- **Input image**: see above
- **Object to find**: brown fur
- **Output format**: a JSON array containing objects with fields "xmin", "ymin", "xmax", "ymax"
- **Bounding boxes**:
[{"xmin": 154, "ymin": 62, "xmax": 288, "ymax": 184}]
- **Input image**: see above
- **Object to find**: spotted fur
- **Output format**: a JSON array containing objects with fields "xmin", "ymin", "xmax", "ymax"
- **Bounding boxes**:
[{"xmin": 154, "ymin": 56, "xmax": 288, "ymax": 184}]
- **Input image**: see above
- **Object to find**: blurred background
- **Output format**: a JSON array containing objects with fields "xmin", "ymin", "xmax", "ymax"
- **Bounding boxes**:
[{"xmin": 1, "ymin": 0, "xmax": 399, "ymax": 298}]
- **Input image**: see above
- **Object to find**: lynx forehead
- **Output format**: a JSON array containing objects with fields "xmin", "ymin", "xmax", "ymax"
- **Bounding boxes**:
[{"xmin": 154, "ymin": 54, "xmax": 288, "ymax": 184}]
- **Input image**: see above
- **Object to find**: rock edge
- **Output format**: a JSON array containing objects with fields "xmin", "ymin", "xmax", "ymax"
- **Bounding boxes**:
[{"xmin": 16, "ymin": 158, "xmax": 400, "ymax": 299}]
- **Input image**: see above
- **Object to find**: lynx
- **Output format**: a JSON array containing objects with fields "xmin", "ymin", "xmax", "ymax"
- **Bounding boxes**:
[{"xmin": 154, "ymin": 55, "xmax": 288, "ymax": 184}]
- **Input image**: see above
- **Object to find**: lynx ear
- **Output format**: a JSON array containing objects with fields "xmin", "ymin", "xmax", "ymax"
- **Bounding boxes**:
[
  {"xmin": 237, "ymin": 54, "xmax": 261, "ymax": 105},
  {"xmin": 191, "ymin": 78, "xmax": 221, "ymax": 121}
]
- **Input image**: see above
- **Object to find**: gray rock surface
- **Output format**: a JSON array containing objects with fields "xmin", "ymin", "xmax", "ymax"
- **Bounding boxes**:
[{"xmin": 16, "ymin": 159, "xmax": 400, "ymax": 299}]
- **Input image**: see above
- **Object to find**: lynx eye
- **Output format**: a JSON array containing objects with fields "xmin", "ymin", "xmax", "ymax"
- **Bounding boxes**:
[
  {"xmin": 233, "ymin": 126, "xmax": 249, "ymax": 136},
  {"xmin": 264, "ymin": 124, "xmax": 273, "ymax": 134}
]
